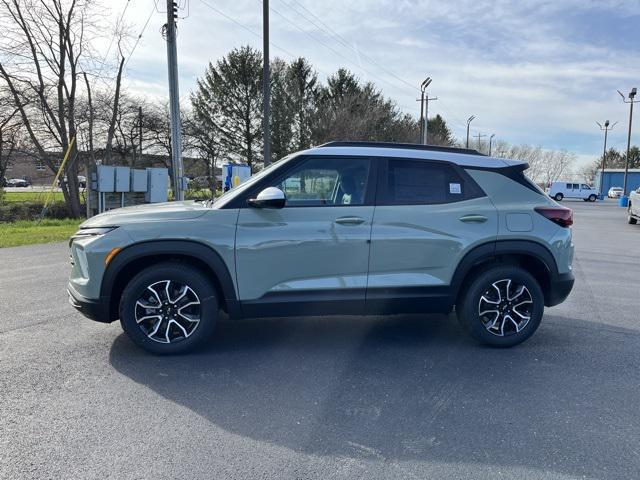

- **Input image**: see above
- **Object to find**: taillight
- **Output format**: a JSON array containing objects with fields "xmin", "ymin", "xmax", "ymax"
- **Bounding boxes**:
[{"xmin": 535, "ymin": 206, "xmax": 573, "ymax": 227}]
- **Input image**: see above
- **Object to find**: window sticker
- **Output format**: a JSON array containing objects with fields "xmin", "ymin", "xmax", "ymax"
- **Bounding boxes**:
[{"xmin": 449, "ymin": 183, "xmax": 462, "ymax": 194}]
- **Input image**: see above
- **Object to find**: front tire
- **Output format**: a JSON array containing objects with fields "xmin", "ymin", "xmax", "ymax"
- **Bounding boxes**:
[
  {"xmin": 588, "ymin": 194, "xmax": 597, "ymax": 202},
  {"xmin": 554, "ymin": 193, "xmax": 563, "ymax": 201},
  {"xmin": 119, "ymin": 262, "xmax": 218, "ymax": 354},
  {"xmin": 457, "ymin": 265, "xmax": 544, "ymax": 347}
]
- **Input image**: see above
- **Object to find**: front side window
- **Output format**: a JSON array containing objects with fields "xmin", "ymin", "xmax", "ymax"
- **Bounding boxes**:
[
  {"xmin": 381, "ymin": 159, "xmax": 470, "ymax": 205},
  {"xmin": 274, "ymin": 157, "xmax": 370, "ymax": 207}
]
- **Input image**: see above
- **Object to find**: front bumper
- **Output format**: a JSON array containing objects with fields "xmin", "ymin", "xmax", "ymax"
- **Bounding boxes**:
[
  {"xmin": 68, "ymin": 284, "xmax": 112, "ymax": 323},
  {"xmin": 545, "ymin": 272, "xmax": 575, "ymax": 307}
]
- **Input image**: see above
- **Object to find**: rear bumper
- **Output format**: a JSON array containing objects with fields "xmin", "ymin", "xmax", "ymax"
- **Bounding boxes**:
[
  {"xmin": 546, "ymin": 272, "xmax": 574, "ymax": 307},
  {"xmin": 67, "ymin": 284, "xmax": 112, "ymax": 323}
]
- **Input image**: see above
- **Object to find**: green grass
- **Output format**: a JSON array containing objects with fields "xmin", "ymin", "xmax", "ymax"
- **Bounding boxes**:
[
  {"xmin": 2, "ymin": 191, "xmax": 65, "ymax": 203},
  {"xmin": 0, "ymin": 218, "xmax": 81, "ymax": 248}
]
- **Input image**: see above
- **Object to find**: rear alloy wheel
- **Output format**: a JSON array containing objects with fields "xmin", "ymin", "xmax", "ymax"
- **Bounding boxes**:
[
  {"xmin": 457, "ymin": 266, "xmax": 544, "ymax": 347},
  {"xmin": 554, "ymin": 193, "xmax": 563, "ymax": 201},
  {"xmin": 120, "ymin": 262, "xmax": 218, "ymax": 354}
]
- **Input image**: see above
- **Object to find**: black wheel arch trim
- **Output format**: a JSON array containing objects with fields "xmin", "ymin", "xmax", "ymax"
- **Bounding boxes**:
[
  {"xmin": 101, "ymin": 239, "xmax": 241, "ymax": 321},
  {"xmin": 450, "ymin": 239, "xmax": 567, "ymax": 306}
]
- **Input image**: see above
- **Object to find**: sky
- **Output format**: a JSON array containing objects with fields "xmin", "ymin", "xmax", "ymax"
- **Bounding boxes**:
[{"xmin": 108, "ymin": 0, "xmax": 640, "ymax": 169}]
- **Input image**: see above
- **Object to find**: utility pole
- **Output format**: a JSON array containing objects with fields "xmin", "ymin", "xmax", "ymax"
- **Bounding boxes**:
[
  {"xmin": 262, "ymin": 0, "xmax": 270, "ymax": 167},
  {"xmin": 424, "ymin": 95, "xmax": 438, "ymax": 144},
  {"xmin": 618, "ymin": 88, "xmax": 638, "ymax": 199},
  {"xmin": 466, "ymin": 115, "xmax": 475, "ymax": 148},
  {"xmin": 138, "ymin": 106, "xmax": 143, "ymax": 167},
  {"xmin": 596, "ymin": 120, "xmax": 617, "ymax": 198},
  {"xmin": 417, "ymin": 77, "xmax": 431, "ymax": 144},
  {"xmin": 489, "ymin": 134, "xmax": 496, "ymax": 156},
  {"xmin": 474, "ymin": 132, "xmax": 487, "ymax": 151},
  {"xmin": 165, "ymin": 0, "xmax": 184, "ymax": 201}
]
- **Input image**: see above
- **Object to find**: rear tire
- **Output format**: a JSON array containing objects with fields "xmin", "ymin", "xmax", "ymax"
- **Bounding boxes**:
[
  {"xmin": 554, "ymin": 193, "xmax": 563, "ymax": 201},
  {"xmin": 457, "ymin": 265, "xmax": 544, "ymax": 347},
  {"xmin": 628, "ymin": 204, "xmax": 637, "ymax": 224},
  {"xmin": 119, "ymin": 262, "xmax": 218, "ymax": 354}
]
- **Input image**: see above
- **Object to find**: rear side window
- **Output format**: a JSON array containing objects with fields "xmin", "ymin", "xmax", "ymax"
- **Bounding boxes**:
[{"xmin": 379, "ymin": 159, "xmax": 482, "ymax": 205}]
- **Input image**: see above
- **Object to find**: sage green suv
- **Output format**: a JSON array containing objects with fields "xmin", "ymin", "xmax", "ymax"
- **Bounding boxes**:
[{"xmin": 68, "ymin": 142, "xmax": 574, "ymax": 354}]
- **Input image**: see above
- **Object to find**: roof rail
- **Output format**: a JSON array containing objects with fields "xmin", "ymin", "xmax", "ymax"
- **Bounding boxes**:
[{"xmin": 317, "ymin": 141, "xmax": 486, "ymax": 156}]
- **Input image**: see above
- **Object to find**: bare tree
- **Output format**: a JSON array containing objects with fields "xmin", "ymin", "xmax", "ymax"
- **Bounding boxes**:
[
  {"xmin": 0, "ymin": 91, "xmax": 21, "ymax": 183},
  {"xmin": 0, "ymin": 0, "xmax": 128, "ymax": 217},
  {"xmin": 492, "ymin": 141, "xmax": 575, "ymax": 186}
]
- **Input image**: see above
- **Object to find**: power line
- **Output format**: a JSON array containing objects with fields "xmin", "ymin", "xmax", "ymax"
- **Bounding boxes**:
[
  {"xmin": 199, "ymin": 0, "xmax": 466, "ymax": 135},
  {"xmin": 281, "ymin": 0, "xmax": 417, "ymax": 93},
  {"xmin": 276, "ymin": 0, "xmax": 470, "ymax": 134},
  {"xmin": 267, "ymin": 1, "xmax": 420, "ymax": 100},
  {"xmin": 123, "ymin": 3, "xmax": 156, "ymax": 70},
  {"xmin": 198, "ymin": 0, "xmax": 300, "ymax": 61},
  {"xmin": 96, "ymin": 0, "xmax": 135, "ymax": 75}
]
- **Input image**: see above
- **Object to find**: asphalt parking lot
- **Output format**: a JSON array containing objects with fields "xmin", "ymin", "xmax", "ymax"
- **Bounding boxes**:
[{"xmin": 1, "ymin": 199, "xmax": 639, "ymax": 480}]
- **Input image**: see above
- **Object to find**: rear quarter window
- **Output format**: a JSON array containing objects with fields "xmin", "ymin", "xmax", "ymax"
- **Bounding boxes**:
[{"xmin": 379, "ymin": 158, "xmax": 485, "ymax": 205}]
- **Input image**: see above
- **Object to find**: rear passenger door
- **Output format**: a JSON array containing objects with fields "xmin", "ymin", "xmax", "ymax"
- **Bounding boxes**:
[{"xmin": 366, "ymin": 158, "xmax": 498, "ymax": 312}]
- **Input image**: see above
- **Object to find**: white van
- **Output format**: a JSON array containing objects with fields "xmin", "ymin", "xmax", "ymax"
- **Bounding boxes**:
[{"xmin": 548, "ymin": 182, "xmax": 597, "ymax": 202}]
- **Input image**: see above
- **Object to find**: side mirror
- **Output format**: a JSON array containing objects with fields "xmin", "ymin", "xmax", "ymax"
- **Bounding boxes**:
[{"xmin": 247, "ymin": 187, "xmax": 286, "ymax": 209}]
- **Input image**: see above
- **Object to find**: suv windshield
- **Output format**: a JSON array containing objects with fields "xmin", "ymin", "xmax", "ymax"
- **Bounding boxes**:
[{"xmin": 212, "ymin": 155, "xmax": 295, "ymax": 208}]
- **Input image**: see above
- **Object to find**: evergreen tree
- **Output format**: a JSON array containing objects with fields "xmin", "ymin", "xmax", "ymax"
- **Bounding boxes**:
[
  {"xmin": 269, "ymin": 58, "xmax": 294, "ymax": 162},
  {"xmin": 427, "ymin": 114, "xmax": 455, "ymax": 146},
  {"xmin": 286, "ymin": 57, "xmax": 318, "ymax": 151},
  {"xmin": 191, "ymin": 46, "xmax": 263, "ymax": 170}
]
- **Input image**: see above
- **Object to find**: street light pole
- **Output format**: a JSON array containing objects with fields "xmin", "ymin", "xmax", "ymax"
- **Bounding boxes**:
[
  {"xmin": 596, "ymin": 120, "xmax": 617, "ymax": 198},
  {"xmin": 618, "ymin": 87, "xmax": 638, "ymax": 198},
  {"xmin": 489, "ymin": 134, "xmax": 495, "ymax": 155},
  {"xmin": 417, "ymin": 77, "xmax": 431, "ymax": 144},
  {"xmin": 466, "ymin": 115, "xmax": 475, "ymax": 148}
]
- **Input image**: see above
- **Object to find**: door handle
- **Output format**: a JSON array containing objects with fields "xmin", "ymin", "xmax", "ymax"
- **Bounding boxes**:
[
  {"xmin": 334, "ymin": 216, "xmax": 365, "ymax": 225},
  {"xmin": 459, "ymin": 214, "xmax": 488, "ymax": 223}
]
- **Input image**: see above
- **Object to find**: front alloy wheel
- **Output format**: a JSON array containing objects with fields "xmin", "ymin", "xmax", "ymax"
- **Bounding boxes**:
[
  {"xmin": 120, "ymin": 262, "xmax": 218, "ymax": 354},
  {"xmin": 135, "ymin": 280, "xmax": 201, "ymax": 344}
]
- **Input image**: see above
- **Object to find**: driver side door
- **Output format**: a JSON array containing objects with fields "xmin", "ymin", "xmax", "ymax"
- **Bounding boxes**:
[{"xmin": 235, "ymin": 156, "xmax": 376, "ymax": 317}]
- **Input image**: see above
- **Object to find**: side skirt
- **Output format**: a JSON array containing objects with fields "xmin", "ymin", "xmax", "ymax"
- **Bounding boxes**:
[{"xmin": 240, "ymin": 288, "xmax": 454, "ymax": 318}]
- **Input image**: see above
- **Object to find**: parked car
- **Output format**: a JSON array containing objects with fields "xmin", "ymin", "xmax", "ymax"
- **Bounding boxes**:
[
  {"xmin": 6, "ymin": 178, "xmax": 31, "ymax": 187},
  {"xmin": 608, "ymin": 187, "xmax": 624, "ymax": 198},
  {"xmin": 627, "ymin": 188, "xmax": 640, "ymax": 224},
  {"xmin": 548, "ymin": 181, "xmax": 597, "ymax": 202},
  {"xmin": 68, "ymin": 142, "xmax": 575, "ymax": 354},
  {"xmin": 59, "ymin": 175, "xmax": 86, "ymax": 189}
]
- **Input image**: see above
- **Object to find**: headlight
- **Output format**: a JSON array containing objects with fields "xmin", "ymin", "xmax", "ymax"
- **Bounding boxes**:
[
  {"xmin": 74, "ymin": 245, "xmax": 89, "ymax": 278},
  {"xmin": 72, "ymin": 226, "xmax": 118, "ymax": 239}
]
